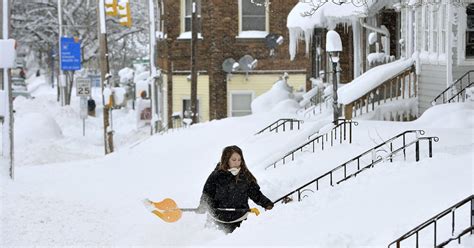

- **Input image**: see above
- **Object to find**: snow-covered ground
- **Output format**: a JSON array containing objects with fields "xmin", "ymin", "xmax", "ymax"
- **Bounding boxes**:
[
  {"xmin": 3, "ymin": 75, "xmax": 149, "ymax": 166},
  {"xmin": 0, "ymin": 76, "xmax": 473, "ymax": 247}
]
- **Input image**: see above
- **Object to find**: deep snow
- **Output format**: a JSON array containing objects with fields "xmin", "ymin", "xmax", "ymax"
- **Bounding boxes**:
[{"xmin": 0, "ymin": 76, "xmax": 473, "ymax": 247}]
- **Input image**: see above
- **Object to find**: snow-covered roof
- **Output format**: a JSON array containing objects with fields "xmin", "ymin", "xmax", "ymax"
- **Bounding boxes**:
[
  {"xmin": 287, "ymin": 1, "xmax": 398, "ymax": 60},
  {"xmin": 287, "ymin": 2, "xmax": 369, "ymax": 30},
  {"xmin": 287, "ymin": 2, "xmax": 370, "ymax": 60},
  {"xmin": 338, "ymin": 58, "xmax": 414, "ymax": 104}
]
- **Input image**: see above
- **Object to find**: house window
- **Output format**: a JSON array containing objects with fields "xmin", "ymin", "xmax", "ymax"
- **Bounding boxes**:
[
  {"xmin": 183, "ymin": 99, "xmax": 199, "ymax": 119},
  {"xmin": 231, "ymin": 93, "xmax": 253, "ymax": 117},
  {"xmin": 423, "ymin": 6, "xmax": 430, "ymax": 52},
  {"xmin": 182, "ymin": 0, "xmax": 201, "ymax": 33},
  {"xmin": 239, "ymin": 0, "xmax": 268, "ymax": 36},
  {"xmin": 440, "ymin": 4, "xmax": 446, "ymax": 54},
  {"xmin": 432, "ymin": 6, "xmax": 438, "ymax": 53},
  {"xmin": 466, "ymin": 4, "xmax": 474, "ymax": 58}
]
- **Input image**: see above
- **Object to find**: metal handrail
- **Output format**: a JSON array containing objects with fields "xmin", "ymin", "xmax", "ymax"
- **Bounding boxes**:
[
  {"xmin": 273, "ymin": 130, "xmax": 439, "ymax": 204},
  {"xmin": 432, "ymin": 70, "xmax": 474, "ymax": 105},
  {"xmin": 446, "ymin": 81, "xmax": 474, "ymax": 103},
  {"xmin": 255, "ymin": 118, "xmax": 303, "ymax": 135},
  {"xmin": 388, "ymin": 195, "xmax": 474, "ymax": 248},
  {"xmin": 437, "ymin": 226, "xmax": 474, "ymax": 247},
  {"xmin": 265, "ymin": 119, "xmax": 358, "ymax": 169}
]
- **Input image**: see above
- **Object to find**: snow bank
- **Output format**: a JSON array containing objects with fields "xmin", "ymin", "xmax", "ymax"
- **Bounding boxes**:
[
  {"xmin": 414, "ymin": 102, "xmax": 474, "ymax": 129},
  {"xmin": 118, "ymin": 67, "xmax": 134, "ymax": 83},
  {"xmin": 251, "ymin": 80, "xmax": 295, "ymax": 114},
  {"xmin": 338, "ymin": 58, "xmax": 414, "ymax": 104},
  {"xmin": 15, "ymin": 112, "xmax": 63, "ymax": 144},
  {"xmin": 271, "ymin": 99, "xmax": 300, "ymax": 113}
]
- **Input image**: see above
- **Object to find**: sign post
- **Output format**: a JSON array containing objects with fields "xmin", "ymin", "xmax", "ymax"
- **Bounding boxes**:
[{"xmin": 76, "ymin": 77, "xmax": 91, "ymax": 136}]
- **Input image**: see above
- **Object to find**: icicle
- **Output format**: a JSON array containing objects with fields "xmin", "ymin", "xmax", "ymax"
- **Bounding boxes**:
[
  {"xmin": 304, "ymin": 28, "xmax": 314, "ymax": 57},
  {"xmin": 289, "ymin": 27, "xmax": 302, "ymax": 61}
]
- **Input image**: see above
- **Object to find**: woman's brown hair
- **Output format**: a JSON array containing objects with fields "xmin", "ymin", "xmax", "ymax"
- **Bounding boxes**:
[{"xmin": 217, "ymin": 145, "xmax": 257, "ymax": 183}]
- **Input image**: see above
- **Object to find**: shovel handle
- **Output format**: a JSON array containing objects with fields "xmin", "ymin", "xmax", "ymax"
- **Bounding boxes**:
[{"xmin": 180, "ymin": 208, "xmax": 251, "ymax": 212}]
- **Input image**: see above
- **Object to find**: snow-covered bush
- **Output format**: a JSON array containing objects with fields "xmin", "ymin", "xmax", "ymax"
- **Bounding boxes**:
[
  {"xmin": 118, "ymin": 67, "xmax": 134, "ymax": 84},
  {"xmin": 251, "ymin": 79, "xmax": 298, "ymax": 114}
]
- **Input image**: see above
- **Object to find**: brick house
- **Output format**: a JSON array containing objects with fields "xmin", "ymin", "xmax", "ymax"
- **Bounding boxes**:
[{"xmin": 158, "ymin": 0, "xmax": 310, "ymax": 126}]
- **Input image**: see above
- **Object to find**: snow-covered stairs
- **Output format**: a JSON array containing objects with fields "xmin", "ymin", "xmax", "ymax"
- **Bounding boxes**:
[
  {"xmin": 271, "ymin": 129, "xmax": 438, "ymax": 204},
  {"xmin": 388, "ymin": 195, "xmax": 474, "ymax": 248}
]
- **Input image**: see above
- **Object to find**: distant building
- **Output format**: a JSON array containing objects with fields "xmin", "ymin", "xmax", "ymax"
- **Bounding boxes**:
[{"xmin": 158, "ymin": 0, "xmax": 309, "ymax": 126}]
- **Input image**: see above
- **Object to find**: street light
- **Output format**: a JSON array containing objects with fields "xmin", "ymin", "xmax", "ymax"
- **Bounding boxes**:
[{"xmin": 325, "ymin": 30, "xmax": 342, "ymax": 125}]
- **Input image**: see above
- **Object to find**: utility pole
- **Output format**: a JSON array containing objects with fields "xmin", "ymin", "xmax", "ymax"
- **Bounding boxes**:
[
  {"xmin": 148, "ymin": 0, "xmax": 159, "ymax": 134},
  {"xmin": 156, "ymin": 0, "xmax": 164, "ymax": 130},
  {"xmin": 190, "ymin": 0, "xmax": 198, "ymax": 124},
  {"xmin": 98, "ymin": 0, "xmax": 114, "ymax": 154},
  {"xmin": 57, "ymin": 0, "xmax": 65, "ymax": 106},
  {"xmin": 1, "ymin": 0, "xmax": 14, "ymax": 179}
]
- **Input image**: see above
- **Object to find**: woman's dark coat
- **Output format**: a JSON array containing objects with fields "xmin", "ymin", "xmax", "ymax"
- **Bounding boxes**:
[{"xmin": 198, "ymin": 168, "xmax": 273, "ymax": 230}]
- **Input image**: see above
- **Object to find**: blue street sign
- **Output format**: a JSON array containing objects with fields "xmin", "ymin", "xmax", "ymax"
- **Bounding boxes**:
[{"xmin": 60, "ymin": 37, "xmax": 81, "ymax": 71}]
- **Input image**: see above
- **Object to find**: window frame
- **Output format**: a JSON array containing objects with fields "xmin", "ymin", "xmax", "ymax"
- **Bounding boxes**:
[
  {"xmin": 431, "ymin": 5, "xmax": 438, "ymax": 53},
  {"xmin": 423, "ymin": 5, "xmax": 430, "ymax": 52},
  {"xmin": 228, "ymin": 91, "xmax": 254, "ymax": 117},
  {"xmin": 440, "ymin": 4, "xmax": 447, "ymax": 54},
  {"xmin": 182, "ymin": 97, "xmax": 200, "ymax": 120},
  {"xmin": 457, "ymin": 3, "xmax": 474, "ymax": 65},
  {"xmin": 237, "ymin": 0, "xmax": 269, "ymax": 38},
  {"xmin": 179, "ymin": 0, "xmax": 202, "ymax": 39},
  {"xmin": 465, "ymin": 3, "xmax": 474, "ymax": 59}
]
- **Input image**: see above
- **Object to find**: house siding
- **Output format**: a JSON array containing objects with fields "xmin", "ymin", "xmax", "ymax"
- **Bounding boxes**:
[
  {"xmin": 418, "ymin": 64, "xmax": 447, "ymax": 113},
  {"xmin": 172, "ymin": 75, "xmax": 210, "ymax": 122}
]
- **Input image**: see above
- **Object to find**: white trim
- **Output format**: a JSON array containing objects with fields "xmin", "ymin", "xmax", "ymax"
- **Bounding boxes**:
[
  {"xmin": 228, "ymin": 90, "xmax": 255, "ymax": 117},
  {"xmin": 238, "ymin": 0, "xmax": 269, "ymax": 38},
  {"xmin": 177, "ymin": 31, "xmax": 203, "ymax": 40},
  {"xmin": 236, "ymin": 31, "xmax": 268, "ymax": 39}
]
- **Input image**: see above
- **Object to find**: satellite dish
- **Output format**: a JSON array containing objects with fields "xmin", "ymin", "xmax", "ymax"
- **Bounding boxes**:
[
  {"xmin": 265, "ymin": 33, "xmax": 283, "ymax": 49},
  {"xmin": 265, "ymin": 33, "xmax": 284, "ymax": 56},
  {"xmin": 239, "ymin": 55, "xmax": 257, "ymax": 72},
  {"xmin": 222, "ymin": 58, "xmax": 238, "ymax": 73}
]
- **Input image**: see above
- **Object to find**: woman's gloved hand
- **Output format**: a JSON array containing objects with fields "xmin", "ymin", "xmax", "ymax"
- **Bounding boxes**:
[{"xmin": 265, "ymin": 203, "xmax": 274, "ymax": 210}]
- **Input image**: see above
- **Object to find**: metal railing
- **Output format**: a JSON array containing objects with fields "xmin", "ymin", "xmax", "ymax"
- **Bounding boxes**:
[
  {"xmin": 431, "ymin": 70, "xmax": 474, "ymax": 105},
  {"xmin": 344, "ymin": 65, "xmax": 417, "ymax": 121},
  {"xmin": 255, "ymin": 118, "xmax": 303, "ymax": 135},
  {"xmin": 432, "ymin": 70, "xmax": 474, "ymax": 105},
  {"xmin": 273, "ymin": 130, "xmax": 438, "ymax": 204},
  {"xmin": 265, "ymin": 119, "xmax": 358, "ymax": 169},
  {"xmin": 388, "ymin": 195, "xmax": 474, "ymax": 248}
]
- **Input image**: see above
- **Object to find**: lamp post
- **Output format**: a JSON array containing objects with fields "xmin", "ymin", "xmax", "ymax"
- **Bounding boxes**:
[{"xmin": 325, "ymin": 30, "xmax": 342, "ymax": 125}]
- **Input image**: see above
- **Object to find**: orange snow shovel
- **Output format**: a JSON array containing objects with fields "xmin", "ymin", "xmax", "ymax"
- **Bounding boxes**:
[
  {"xmin": 146, "ymin": 198, "xmax": 183, "ymax": 223},
  {"xmin": 144, "ymin": 198, "xmax": 260, "ymax": 223}
]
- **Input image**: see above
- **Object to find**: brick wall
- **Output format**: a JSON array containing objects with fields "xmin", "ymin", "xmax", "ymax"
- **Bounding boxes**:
[{"xmin": 158, "ymin": 0, "xmax": 309, "ymax": 122}]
